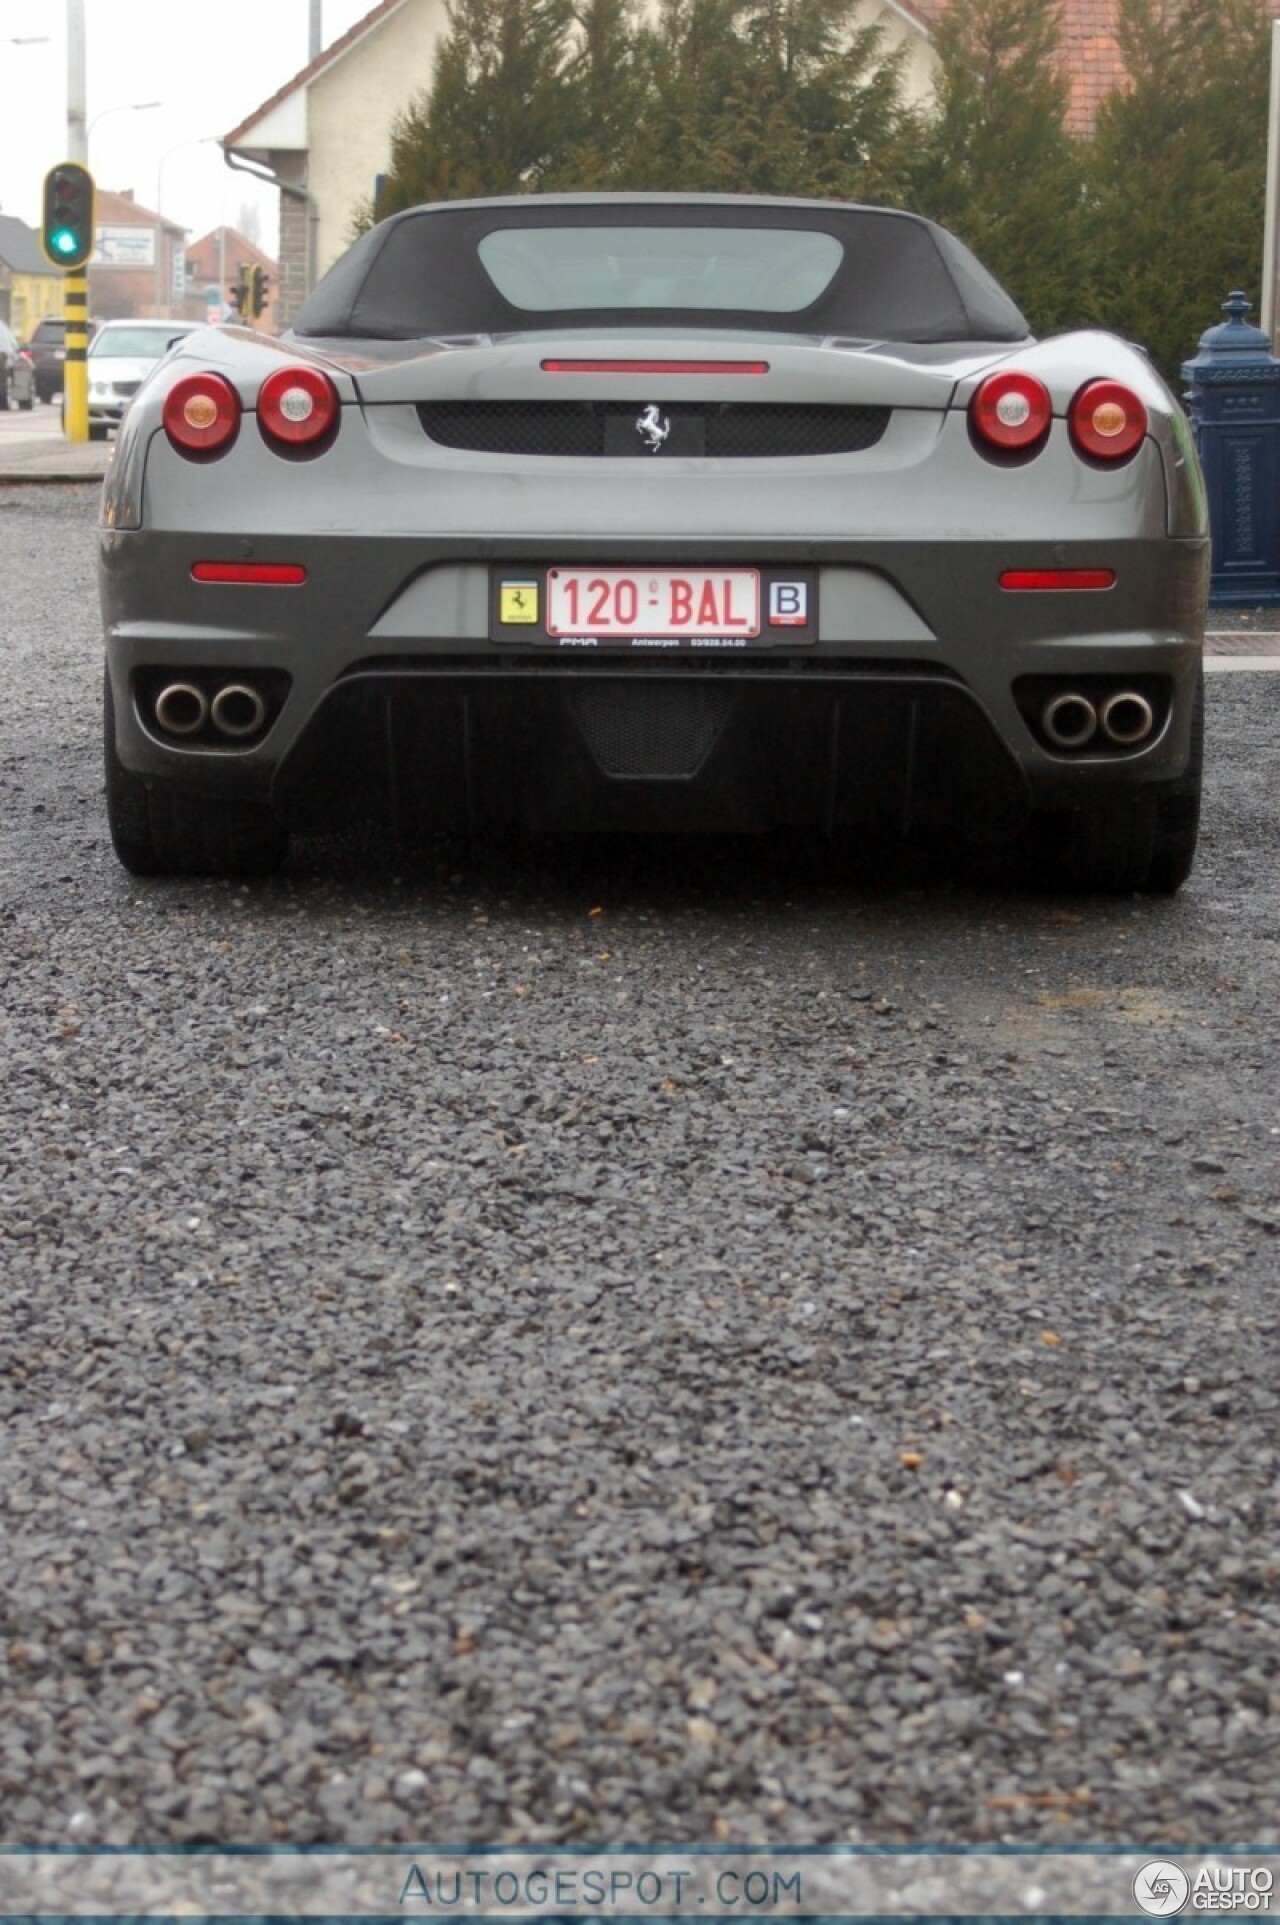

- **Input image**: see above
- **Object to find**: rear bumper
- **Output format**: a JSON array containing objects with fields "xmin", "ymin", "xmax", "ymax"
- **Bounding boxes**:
[
  {"xmin": 272, "ymin": 663, "xmax": 1035, "ymax": 837},
  {"xmin": 101, "ymin": 528, "xmax": 1209, "ymax": 835}
]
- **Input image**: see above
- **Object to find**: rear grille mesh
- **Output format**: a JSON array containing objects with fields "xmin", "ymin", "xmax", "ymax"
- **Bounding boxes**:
[
  {"xmin": 418, "ymin": 400, "xmax": 890, "ymax": 459},
  {"xmin": 570, "ymin": 684, "xmax": 733, "ymax": 777}
]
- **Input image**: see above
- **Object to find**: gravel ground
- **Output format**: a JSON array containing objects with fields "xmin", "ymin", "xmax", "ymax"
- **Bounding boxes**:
[
  {"xmin": 1, "ymin": 486, "xmax": 1277, "ymax": 1847},
  {"xmin": 1207, "ymin": 605, "xmax": 1280, "ymax": 632}
]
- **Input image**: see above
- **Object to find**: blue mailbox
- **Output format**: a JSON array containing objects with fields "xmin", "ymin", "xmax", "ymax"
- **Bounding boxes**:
[{"xmin": 1182, "ymin": 291, "xmax": 1280, "ymax": 605}]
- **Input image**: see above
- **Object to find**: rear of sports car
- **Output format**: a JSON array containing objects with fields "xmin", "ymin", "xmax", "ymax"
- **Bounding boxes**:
[{"xmin": 99, "ymin": 196, "xmax": 1208, "ymax": 888}]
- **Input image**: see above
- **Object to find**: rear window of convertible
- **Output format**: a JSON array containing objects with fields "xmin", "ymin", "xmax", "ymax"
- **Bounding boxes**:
[
  {"xmin": 293, "ymin": 202, "xmax": 1031, "ymax": 345},
  {"xmin": 477, "ymin": 225, "xmax": 844, "ymax": 314}
]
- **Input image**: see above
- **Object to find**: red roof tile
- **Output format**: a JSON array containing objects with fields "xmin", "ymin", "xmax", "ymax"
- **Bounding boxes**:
[
  {"xmin": 94, "ymin": 186, "xmax": 186, "ymax": 234},
  {"xmin": 922, "ymin": 0, "xmax": 1280, "ymax": 134},
  {"xmin": 185, "ymin": 227, "xmax": 278, "ymax": 280}
]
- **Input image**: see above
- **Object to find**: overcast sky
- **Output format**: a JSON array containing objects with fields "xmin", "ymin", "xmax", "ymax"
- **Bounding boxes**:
[{"xmin": 0, "ymin": 0, "xmax": 379, "ymax": 252}]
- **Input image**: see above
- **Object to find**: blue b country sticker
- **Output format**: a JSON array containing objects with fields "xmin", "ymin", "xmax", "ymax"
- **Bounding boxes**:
[{"xmin": 768, "ymin": 581, "xmax": 809, "ymax": 626}]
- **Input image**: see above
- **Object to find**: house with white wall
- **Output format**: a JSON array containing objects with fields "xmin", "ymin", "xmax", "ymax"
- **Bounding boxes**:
[{"xmin": 221, "ymin": 0, "xmax": 1132, "ymax": 329}]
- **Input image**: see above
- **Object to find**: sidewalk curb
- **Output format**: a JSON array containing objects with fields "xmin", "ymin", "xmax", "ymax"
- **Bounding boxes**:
[{"xmin": 0, "ymin": 470, "xmax": 106, "ymax": 485}]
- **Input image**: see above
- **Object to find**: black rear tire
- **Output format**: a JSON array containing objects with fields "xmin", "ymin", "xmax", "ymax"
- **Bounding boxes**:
[
  {"xmin": 1054, "ymin": 793, "xmax": 1160, "ymax": 892},
  {"xmin": 104, "ymin": 673, "xmax": 288, "ymax": 877},
  {"xmin": 1144, "ymin": 672, "xmax": 1203, "ymax": 893},
  {"xmin": 1032, "ymin": 672, "xmax": 1203, "ymax": 894}
]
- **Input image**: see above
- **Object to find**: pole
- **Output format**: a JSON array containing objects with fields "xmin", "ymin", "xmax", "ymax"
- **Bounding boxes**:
[
  {"xmin": 66, "ymin": 0, "xmax": 86, "ymax": 162},
  {"xmin": 64, "ymin": 0, "xmax": 89, "ymax": 442},
  {"xmin": 310, "ymin": 0, "xmax": 323, "ymax": 59},
  {"xmin": 1263, "ymin": 20, "xmax": 1280, "ymax": 348}
]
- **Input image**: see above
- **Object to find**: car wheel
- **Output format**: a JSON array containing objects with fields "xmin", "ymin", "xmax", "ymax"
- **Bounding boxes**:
[
  {"xmin": 1034, "ymin": 675, "xmax": 1203, "ymax": 893},
  {"xmin": 104, "ymin": 674, "xmax": 288, "ymax": 877},
  {"xmin": 1143, "ymin": 671, "xmax": 1203, "ymax": 893},
  {"xmin": 1051, "ymin": 794, "xmax": 1159, "ymax": 892},
  {"xmin": 105, "ymin": 689, "xmax": 164, "ymax": 875},
  {"xmin": 88, "ymin": 424, "xmax": 109, "ymax": 441},
  {"xmin": 18, "ymin": 392, "xmax": 33, "ymax": 411}
]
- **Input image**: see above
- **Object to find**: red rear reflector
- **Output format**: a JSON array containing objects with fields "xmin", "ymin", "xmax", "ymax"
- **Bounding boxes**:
[
  {"xmin": 999, "ymin": 569, "xmax": 1115, "ymax": 592},
  {"xmin": 192, "ymin": 562, "xmax": 307, "ymax": 586},
  {"xmin": 541, "ymin": 359, "xmax": 769, "ymax": 375}
]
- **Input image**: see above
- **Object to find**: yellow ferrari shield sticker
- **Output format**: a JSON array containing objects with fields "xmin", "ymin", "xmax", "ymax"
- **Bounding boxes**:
[{"xmin": 500, "ymin": 581, "xmax": 540, "ymax": 625}]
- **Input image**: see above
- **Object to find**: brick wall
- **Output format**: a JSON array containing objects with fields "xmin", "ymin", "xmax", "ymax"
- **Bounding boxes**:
[{"xmin": 273, "ymin": 152, "xmax": 311, "ymax": 332}]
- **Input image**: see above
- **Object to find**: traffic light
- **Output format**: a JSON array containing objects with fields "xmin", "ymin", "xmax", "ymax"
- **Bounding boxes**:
[
  {"xmin": 248, "ymin": 264, "xmax": 270, "ymax": 319},
  {"xmin": 41, "ymin": 162, "xmax": 95, "ymax": 269},
  {"xmin": 228, "ymin": 279, "xmax": 249, "ymax": 319}
]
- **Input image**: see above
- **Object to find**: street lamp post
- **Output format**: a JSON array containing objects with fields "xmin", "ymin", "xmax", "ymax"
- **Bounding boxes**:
[
  {"xmin": 66, "ymin": 0, "xmax": 86, "ymax": 162},
  {"xmin": 87, "ymin": 103, "xmax": 165, "ymax": 314},
  {"xmin": 153, "ymin": 137, "xmax": 218, "ymax": 315},
  {"xmin": 87, "ymin": 100, "xmax": 162, "ymax": 152}
]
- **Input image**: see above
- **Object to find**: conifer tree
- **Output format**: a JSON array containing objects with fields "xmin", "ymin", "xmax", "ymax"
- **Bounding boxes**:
[
  {"xmin": 907, "ymin": 0, "xmax": 1091, "ymax": 336},
  {"xmin": 376, "ymin": 0, "xmax": 574, "ymax": 210},
  {"xmin": 543, "ymin": 0, "xmax": 650, "ymax": 188},
  {"xmin": 623, "ymin": 0, "xmax": 915, "ymax": 198},
  {"xmin": 362, "ymin": 0, "xmax": 917, "ymax": 220},
  {"xmin": 1084, "ymin": 0, "xmax": 1270, "ymax": 383}
]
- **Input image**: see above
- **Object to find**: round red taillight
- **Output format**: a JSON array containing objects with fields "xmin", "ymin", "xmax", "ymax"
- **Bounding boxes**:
[
  {"xmin": 970, "ymin": 371, "xmax": 1053, "ymax": 454},
  {"xmin": 1070, "ymin": 380, "xmax": 1148, "ymax": 462},
  {"xmin": 257, "ymin": 366, "xmax": 339, "ymax": 449},
  {"xmin": 163, "ymin": 373, "xmax": 241, "ymax": 456}
]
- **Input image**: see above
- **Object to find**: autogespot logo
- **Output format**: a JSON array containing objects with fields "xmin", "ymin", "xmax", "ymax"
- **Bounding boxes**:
[{"xmin": 1135, "ymin": 1864, "xmax": 1193, "ymax": 1916}]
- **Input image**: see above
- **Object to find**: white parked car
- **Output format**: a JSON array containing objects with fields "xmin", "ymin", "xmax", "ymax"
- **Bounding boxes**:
[{"xmin": 82, "ymin": 319, "xmax": 202, "ymax": 439}]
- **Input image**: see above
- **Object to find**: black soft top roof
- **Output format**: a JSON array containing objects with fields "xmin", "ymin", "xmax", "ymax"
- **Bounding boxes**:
[{"xmin": 293, "ymin": 195, "xmax": 1030, "ymax": 345}]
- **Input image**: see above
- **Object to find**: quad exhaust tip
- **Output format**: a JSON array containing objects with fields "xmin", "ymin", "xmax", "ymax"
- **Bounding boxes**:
[
  {"xmin": 1042, "ymin": 692, "xmax": 1098, "ymax": 750},
  {"xmin": 153, "ymin": 679, "xmax": 270, "ymax": 741},
  {"xmin": 1099, "ymin": 689, "xmax": 1155, "ymax": 746},
  {"xmin": 1041, "ymin": 687, "xmax": 1156, "ymax": 751},
  {"xmin": 210, "ymin": 683, "xmax": 268, "ymax": 739},
  {"xmin": 154, "ymin": 682, "xmax": 209, "ymax": 737}
]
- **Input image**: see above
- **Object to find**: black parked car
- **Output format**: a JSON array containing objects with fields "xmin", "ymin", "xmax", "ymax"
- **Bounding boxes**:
[{"xmin": 24, "ymin": 314, "xmax": 98, "ymax": 403}]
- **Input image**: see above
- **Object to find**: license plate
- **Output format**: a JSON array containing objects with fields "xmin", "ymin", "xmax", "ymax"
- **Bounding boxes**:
[{"xmin": 547, "ymin": 568, "xmax": 760, "ymax": 639}]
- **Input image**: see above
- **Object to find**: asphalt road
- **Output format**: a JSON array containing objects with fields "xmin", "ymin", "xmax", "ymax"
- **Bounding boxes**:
[{"xmin": 1, "ymin": 485, "xmax": 1277, "ymax": 1847}]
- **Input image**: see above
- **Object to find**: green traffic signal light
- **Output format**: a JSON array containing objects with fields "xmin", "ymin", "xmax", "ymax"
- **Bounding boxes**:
[{"xmin": 41, "ymin": 162, "xmax": 95, "ymax": 270}]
